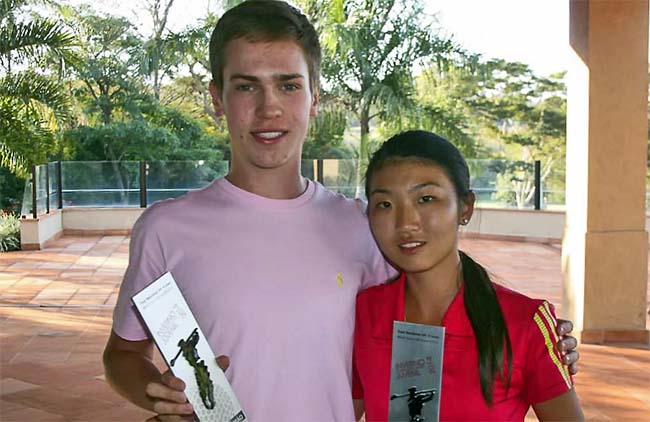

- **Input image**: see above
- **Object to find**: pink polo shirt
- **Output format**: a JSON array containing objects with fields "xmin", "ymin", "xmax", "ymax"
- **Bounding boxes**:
[{"xmin": 112, "ymin": 178, "xmax": 394, "ymax": 421}]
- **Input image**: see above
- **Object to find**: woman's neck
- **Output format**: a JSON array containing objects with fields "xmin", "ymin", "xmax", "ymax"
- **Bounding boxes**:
[{"xmin": 404, "ymin": 250, "xmax": 462, "ymax": 326}]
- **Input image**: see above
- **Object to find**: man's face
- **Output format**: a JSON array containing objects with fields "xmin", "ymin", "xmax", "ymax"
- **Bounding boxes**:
[{"xmin": 209, "ymin": 38, "xmax": 318, "ymax": 175}]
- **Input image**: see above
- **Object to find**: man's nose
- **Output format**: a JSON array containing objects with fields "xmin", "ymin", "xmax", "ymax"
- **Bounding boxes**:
[{"xmin": 256, "ymin": 88, "xmax": 283, "ymax": 119}]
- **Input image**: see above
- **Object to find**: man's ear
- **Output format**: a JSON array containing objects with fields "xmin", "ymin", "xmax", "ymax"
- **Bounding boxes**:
[
  {"xmin": 209, "ymin": 81, "xmax": 225, "ymax": 117},
  {"xmin": 310, "ymin": 89, "xmax": 319, "ymax": 118}
]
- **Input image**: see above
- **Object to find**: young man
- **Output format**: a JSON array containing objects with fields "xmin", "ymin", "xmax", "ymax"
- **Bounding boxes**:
[{"xmin": 103, "ymin": 1, "xmax": 579, "ymax": 421}]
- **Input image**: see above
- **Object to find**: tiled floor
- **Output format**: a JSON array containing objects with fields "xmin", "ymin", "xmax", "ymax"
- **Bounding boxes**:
[{"xmin": 0, "ymin": 236, "xmax": 648, "ymax": 421}]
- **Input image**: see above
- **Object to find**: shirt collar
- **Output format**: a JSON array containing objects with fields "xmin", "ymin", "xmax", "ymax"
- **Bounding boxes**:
[{"xmin": 380, "ymin": 272, "xmax": 475, "ymax": 338}]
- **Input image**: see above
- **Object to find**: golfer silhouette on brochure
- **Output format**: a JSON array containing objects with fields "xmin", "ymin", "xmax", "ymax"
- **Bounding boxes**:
[
  {"xmin": 170, "ymin": 328, "xmax": 216, "ymax": 410},
  {"xmin": 390, "ymin": 386, "xmax": 437, "ymax": 421}
]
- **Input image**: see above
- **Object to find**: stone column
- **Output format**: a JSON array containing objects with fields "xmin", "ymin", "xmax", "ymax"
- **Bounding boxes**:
[{"xmin": 564, "ymin": 0, "xmax": 649, "ymax": 344}]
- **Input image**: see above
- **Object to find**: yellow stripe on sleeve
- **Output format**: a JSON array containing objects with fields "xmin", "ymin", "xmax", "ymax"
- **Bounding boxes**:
[
  {"xmin": 533, "ymin": 312, "xmax": 572, "ymax": 388},
  {"xmin": 540, "ymin": 302, "xmax": 559, "ymax": 342}
]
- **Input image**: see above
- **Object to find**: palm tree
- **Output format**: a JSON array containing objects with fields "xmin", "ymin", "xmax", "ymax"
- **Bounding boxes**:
[
  {"xmin": 299, "ymin": 0, "xmax": 460, "ymax": 196},
  {"xmin": 0, "ymin": 0, "xmax": 77, "ymax": 175}
]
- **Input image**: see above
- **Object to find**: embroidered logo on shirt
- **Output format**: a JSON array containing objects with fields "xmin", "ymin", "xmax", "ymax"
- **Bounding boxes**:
[{"xmin": 336, "ymin": 272, "xmax": 344, "ymax": 288}]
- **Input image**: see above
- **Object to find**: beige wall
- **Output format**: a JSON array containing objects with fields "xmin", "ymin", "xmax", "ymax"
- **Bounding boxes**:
[{"xmin": 62, "ymin": 208, "xmax": 144, "ymax": 233}]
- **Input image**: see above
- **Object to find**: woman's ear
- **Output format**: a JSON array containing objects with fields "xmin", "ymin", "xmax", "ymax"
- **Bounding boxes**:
[{"xmin": 459, "ymin": 191, "xmax": 476, "ymax": 226}]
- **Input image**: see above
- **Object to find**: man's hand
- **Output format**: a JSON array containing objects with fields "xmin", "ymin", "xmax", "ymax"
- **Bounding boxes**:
[
  {"xmin": 555, "ymin": 319, "xmax": 579, "ymax": 375},
  {"xmin": 216, "ymin": 355, "xmax": 230, "ymax": 371},
  {"xmin": 146, "ymin": 355, "xmax": 230, "ymax": 421},
  {"xmin": 145, "ymin": 370, "xmax": 194, "ymax": 420}
]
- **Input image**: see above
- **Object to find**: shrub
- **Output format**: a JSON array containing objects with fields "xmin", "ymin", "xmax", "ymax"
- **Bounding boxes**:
[{"xmin": 0, "ymin": 212, "xmax": 20, "ymax": 252}]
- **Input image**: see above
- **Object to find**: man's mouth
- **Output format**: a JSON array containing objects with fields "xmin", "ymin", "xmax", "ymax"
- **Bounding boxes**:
[{"xmin": 252, "ymin": 131, "xmax": 286, "ymax": 144}]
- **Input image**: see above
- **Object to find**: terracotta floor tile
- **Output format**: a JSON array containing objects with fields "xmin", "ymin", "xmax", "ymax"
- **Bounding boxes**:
[
  {"xmin": 10, "ymin": 351, "xmax": 71, "ymax": 364},
  {"xmin": 0, "ymin": 406, "xmax": 66, "ymax": 421},
  {"xmin": 0, "ymin": 378, "xmax": 39, "ymax": 395}
]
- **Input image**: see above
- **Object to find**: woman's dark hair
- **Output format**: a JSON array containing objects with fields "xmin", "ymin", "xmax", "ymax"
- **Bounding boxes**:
[{"xmin": 365, "ymin": 130, "xmax": 513, "ymax": 405}]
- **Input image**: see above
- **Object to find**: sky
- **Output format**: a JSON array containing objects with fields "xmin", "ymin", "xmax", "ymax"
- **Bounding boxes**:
[
  {"xmin": 429, "ymin": 0, "xmax": 569, "ymax": 76},
  {"xmin": 66, "ymin": 0, "xmax": 570, "ymax": 76}
]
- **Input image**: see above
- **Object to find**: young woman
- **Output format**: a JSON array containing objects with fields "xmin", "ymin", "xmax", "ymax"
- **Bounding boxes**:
[{"xmin": 352, "ymin": 130, "xmax": 583, "ymax": 421}]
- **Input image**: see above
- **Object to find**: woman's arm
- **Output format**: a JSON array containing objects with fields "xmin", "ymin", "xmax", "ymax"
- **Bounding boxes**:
[
  {"xmin": 532, "ymin": 389, "xmax": 584, "ymax": 421},
  {"xmin": 353, "ymin": 399, "xmax": 365, "ymax": 422}
]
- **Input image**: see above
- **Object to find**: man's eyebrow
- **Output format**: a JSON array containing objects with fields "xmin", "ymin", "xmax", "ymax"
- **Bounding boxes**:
[
  {"xmin": 276, "ymin": 73, "xmax": 304, "ymax": 81},
  {"xmin": 229, "ymin": 73, "xmax": 305, "ymax": 82},
  {"xmin": 229, "ymin": 74, "xmax": 259, "ymax": 82}
]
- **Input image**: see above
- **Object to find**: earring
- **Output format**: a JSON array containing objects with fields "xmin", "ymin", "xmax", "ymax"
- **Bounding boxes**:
[{"xmin": 460, "ymin": 218, "xmax": 469, "ymax": 225}]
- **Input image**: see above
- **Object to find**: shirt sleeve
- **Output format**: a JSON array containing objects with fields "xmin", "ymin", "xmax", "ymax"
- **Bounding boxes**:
[
  {"xmin": 524, "ymin": 301, "xmax": 573, "ymax": 404},
  {"xmin": 356, "ymin": 199, "xmax": 398, "ymax": 291},
  {"xmin": 112, "ymin": 209, "xmax": 167, "ymax": 341},
  {"xmin": 361, "ymin": 239, "xmax": 398, "ymax": 291}
]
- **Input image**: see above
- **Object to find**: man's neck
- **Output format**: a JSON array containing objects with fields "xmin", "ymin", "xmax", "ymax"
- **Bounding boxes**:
[{"xmin": 226, "ymin": 167, "xmax": 308, "ymax": 200}]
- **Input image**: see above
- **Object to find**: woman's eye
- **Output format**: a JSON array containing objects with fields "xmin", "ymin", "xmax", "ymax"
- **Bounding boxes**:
[
  {"xmin": 418, "ymin": 195, "xmax": 435, "ymax": 203},
  {"xmin": 376, "ymin": 201, "xmax": 391, "ymax": 209}
]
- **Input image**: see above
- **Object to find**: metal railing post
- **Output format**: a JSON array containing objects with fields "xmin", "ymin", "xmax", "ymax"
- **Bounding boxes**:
[
  {"xmin": 45, "ymin": 164, "xmax": 50, "ymax": 214},
  {"xmin": 31, "ymin": 165, "xmax": 37, "ymax": 219},
  {"xmin": 316, "ymin": 159, "xmax": 324, "ymax": 184},
  {"xmin": 140, "ymin": 161, "xmax": 148, "ymax": 208},
  {"xmin": 57, "ymin": 160, "xmax": 63, "ymax": 209},
  {"xmin": 534, "ymin": 160, "xmax": 541, "ymax": 210}
]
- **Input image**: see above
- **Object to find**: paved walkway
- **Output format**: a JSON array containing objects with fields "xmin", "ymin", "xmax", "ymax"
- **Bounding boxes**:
[{"xmin": 0, "ymin": 236, "xmax": 648, "ymax": 420}]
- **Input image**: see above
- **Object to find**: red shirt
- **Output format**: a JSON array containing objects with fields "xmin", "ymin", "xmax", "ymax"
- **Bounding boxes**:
[{"xmin": 352, "ymin": 273, "xmax": 573, "ymax": 421}]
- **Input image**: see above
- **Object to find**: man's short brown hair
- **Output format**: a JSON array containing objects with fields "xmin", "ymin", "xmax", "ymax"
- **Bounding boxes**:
[{"xmin": 209, "ymin": 0, "xmax": 321, "ymax": 93}]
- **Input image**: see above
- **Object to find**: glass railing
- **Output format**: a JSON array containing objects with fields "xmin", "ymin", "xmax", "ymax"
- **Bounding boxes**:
[
  {"xmin": 60, "ymin": 161, "xmax": 141, "ymax": 207},
  {"xmin": 20, "ymin": 159, "xmax": 567, "ymax": 218}
]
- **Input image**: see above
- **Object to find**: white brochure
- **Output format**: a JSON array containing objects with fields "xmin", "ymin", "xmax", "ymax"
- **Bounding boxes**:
[
  {"xmin": 389, "ymin": 321, "xmax": 445, "ymax": 422},
  {"xmin": 132, "ymin": 271, "xmax": 246, "ymax": 422}
]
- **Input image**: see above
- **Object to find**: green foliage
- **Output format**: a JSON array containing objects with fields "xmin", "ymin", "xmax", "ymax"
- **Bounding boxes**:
[
  {"xmin": 0, "ymin": 165, "xmax": 25, "ymax": 213},
  {"xmin": 0, "ymin": 211, "xmax": 20, "ymax": 252},
  {"xmin": 0, "ymin": 0, "xmax": 77, "ymax": 175},
  {"xmin": 303, "ymin": 103, "xmax": 350, "ymax": 158},
  {"xmin": 62, "ymin": 103, "xmax": 223, "ymax": 162},
  {"xmin": 302, "ymin": 0, "xmax": 462, "ymax": 195},
  {"xmin": 64, "ymin": 9, "xmax": 146, "ymax": 125},
  {"xmin": 469, "ymin": 61, "xmax": 567, "ymax": 208}
]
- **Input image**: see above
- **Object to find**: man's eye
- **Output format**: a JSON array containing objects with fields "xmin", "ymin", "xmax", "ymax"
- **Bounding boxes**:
[
  {"xmin": 418, "ymin": 195, "xmax": 435, "ymax": 203},
  {"xmin": 282, "ymin": 83, "xmax": 300, "ymax": 91},
  {"xmin": 235, "ymin": 84, "xmax": 253, "ymax": 92}
]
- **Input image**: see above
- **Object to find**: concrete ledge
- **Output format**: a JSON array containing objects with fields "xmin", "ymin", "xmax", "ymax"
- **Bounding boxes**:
[
  {"xmin": 21, "ymin": 231, "xmax": 64, "ymax": 250},
  {"xmin": 62, "ymin": 207, "xmax": 143, "ymax": 232},
  {"xmin": 63, "ymin": 229, "xmax": 131, "ymax": 236},
  {"xmin": 460, "ymin": 232, "xmax": 562, "ymax": 245},
  {"xmin": 21, "ymin": 206, "xmax": 570, "ymax": 248},
  {"xmin": 461, "ymin": 207, "xmax": 565, "ymax": 242},
  {"xmin": 19, "ymin": 210, "xmax": 63, "ymax": 250},
  {"xmin": 581, "ymin": 329, "xmax": 650, "ymax": 345}
]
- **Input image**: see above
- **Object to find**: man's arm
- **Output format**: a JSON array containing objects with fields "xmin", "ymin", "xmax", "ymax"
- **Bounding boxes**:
[
  {"xmin": 555, "ymin": 319, "xmax": 579, "ymax": 375},
  {"xmin": 103, "ymin": 330, "xmax": 193, "ymax": 416}
]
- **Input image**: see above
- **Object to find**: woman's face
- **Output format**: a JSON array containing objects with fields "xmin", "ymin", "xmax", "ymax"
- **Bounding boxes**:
[{"xmin": 367, "ymin": 160, "xmax": 473, "ymax": 274}]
